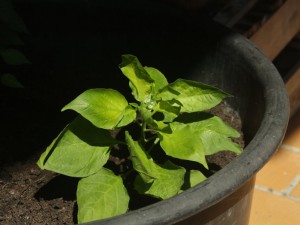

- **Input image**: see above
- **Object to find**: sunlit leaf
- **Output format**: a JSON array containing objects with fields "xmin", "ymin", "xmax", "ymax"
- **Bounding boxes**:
[
  {"xmin": 134, "ymin": 160, "xmax": 186, "ymax": 199},
  {"xmin": 62, "ymin": 88, "xmax": 129, "ymax": 129},
  {"xmin": 144, "ymin": 66, "xmax": 168, "ymax": 96},
  {"xmin": 77, "ymin": 168, "xmax": 129, "ymax": 223},
  {"xmin": 158, "ymin": 114, "xmax": 241, "ymax": 168},
  {"xmin": 119, "ymin": 54, "xmax": 153, "ymax": 102},
  {"xmin": 153, "ymin": 100, "xmax": 181, "ymax": 123},
  {"xmin": 158, "ymin": 122, "xmax": 208, "ymax": 168},
  {"xmin": 126, "ymin": 131, "xmax": 185, "ymax": 199},
  {"xmin": 37, "ymin": 116, "xmax": 118, "ymax": 177},
  {"xmin": 157, "ymin": 79, "xmax": 230, "ymax": 113}
]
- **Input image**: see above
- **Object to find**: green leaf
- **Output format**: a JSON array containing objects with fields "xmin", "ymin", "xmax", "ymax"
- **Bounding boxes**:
[
  {"xmin": 0, "ymin": 48, "xmax": 31, "ymax": 65},
  {"xmin": 119, "ymin": 54, "xmax": 153, "ymax": 102},
  {"xmin": 144, "ymin": 66, "xmax": 168, "ymax": 96},
  {"xmin": 125, "ymin": 131, "xmax": 185, "ymax": 199},
  {"xmin": 156, "ymin": 79, "xmax": 230, "ymax": 113},
  {"xmin": 134, "ymin": 160, "xmax": 186, "ymax": 200},
  {"xmin": 158, "ymin": 122, "xmax": 208, "ymax": 168},
  {"xmin": 158, "ymin": 115, "xmax": 242, "ymax": 168},
  {"xmin": 180, "ymin": 170, "xmax": 206, "ymax": 193},
  {"xmin": 116, "ymin": 105, "xmax": 136, "ymax": 128},
  {"xmin": 62, "ymin": 88, "xmax": 129, "ymax": 129},
  {"xmin": 139, "ymin": 103, "xmax": 158, "ymax": 128},
  {"xmin": 77, "ymin": 168, "xmax": 129, "ymax": 224},
  {"xmin": 0, "ymin": 73, "xmax": 24, "ymax": 88},
  {"xmin": 37, "ymin": 116, "xmax": 117, "ymax": 177},
  {"xmin": 192, "ymin": 116, "xmax": 241, "ymax": 155},
  {"xmin": 189, "ymin": 170, "xmax": 206, "ymax": 187},
  {"xmin": 153, "ymin": 100, "xmax": 181, "ymax": 123},
  {"xmin": 125, "ymin": 131, "xmax": 156, "ymax": 183},
  {"xmin": 176, "ymin": 113, "xmax": 241, "ymax": 155}
]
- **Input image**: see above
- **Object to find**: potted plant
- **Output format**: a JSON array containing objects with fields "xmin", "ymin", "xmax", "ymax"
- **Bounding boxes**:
[
  {"xmin": 36, "ymin": 53, "xmax": 244, "ymax": 224},
  {"xmin": 3, "ymin": 0, "xmax": 289, "ymax": 224}
]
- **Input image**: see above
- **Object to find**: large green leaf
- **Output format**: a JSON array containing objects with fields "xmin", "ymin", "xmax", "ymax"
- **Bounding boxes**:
[
  {"xmin": 144, "ymin": 66, "xmax": 168, "ymax": 96},
  {"xmin": 156, "ymin": 79, "xmax": 230, "ymax": 113},
  {"xmin": 77, "ymin": 168, "xmax": 129, "ymax": 224},
  {"xmin": 125, "ymin": 131, "xmax": 185, "ymax": 199},
  {"xmin": 158, "ymin": 122, "xmax": 208, "ymax": 168},
  {"xmin": 187, "ymin": 115, "xmax": 242, "ymax": 155},
  {"xmin": 37, "ymin": 116, "xmax": 118, "ymax": 177},
  {"xmin": 158, "ymin": 115, "xmax": 242, "ymax": 167},
  {"xmin": 119, "ymin": 54, "xmax": 153, "ymax": 102},
  {"xmin": 62, "ymin": 88, "xmax": 129, "ymax": 129}
]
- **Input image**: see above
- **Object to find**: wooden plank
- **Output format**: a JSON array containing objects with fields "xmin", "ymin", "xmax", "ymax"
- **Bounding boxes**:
[
  {"xmin": 250, "ymin": 0, "xmax": 300, "ymax": 60},
  {"xmin": 285, "ymin": 62, "xmax": 300, "ymax": 117}
]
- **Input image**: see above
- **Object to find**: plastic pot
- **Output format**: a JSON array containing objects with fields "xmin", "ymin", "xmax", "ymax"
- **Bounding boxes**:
[{"xmin": 14, "ymin": 0, "xmax": 289, "ymax": 224}]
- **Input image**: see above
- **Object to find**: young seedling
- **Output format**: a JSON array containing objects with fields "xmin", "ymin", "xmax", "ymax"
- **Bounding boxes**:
[{"xmin": 37, "ymin": 54, "xmax": 242, "ymax": 224}]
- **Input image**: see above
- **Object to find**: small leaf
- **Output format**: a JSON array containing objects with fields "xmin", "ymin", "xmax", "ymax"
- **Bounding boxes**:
[
  {"xmin": 158, "ymin": 122, "xmax": 208, "ymax": 168},
  {"xmin": 116, "ymin": 105, "xmax": 136, "ymax": 128},
  {"xmin": 144, "ymin": 66, "xmax": 168, "ymax": 96},
  {"xmin": 119, "ymin": 54, "xmax": 153, "ymax": 102},
  {"xmin": 153, "ymin": 100, "xmax": 181, "ymax": 123},
  {"xmin": 183, "ymin": 170, "xmax": 206, "ymax": 191},
  {"xmin": 37, "ymin": 116, "xmax": 117, "ymax": 177},
  {"xmin": 62, "ymin": 88, "xmax": 129, "ymax": 129},
  {"xmin": 0, "ymin": 48, "xmax": 31, "ymax": 65},
  {"xmin": 125, "ymin": 131, "xmax": 185, "ymax": 199},
  {"xmin": 189, "ymin": 170, "xmax": 206, "ymax": 187},
  {"xmin": 77, "ymin": 168, "xmax": 129, "ymax": 223},
  {"xmin": 157, "ymin": 79, "xmax": 230, "ymax": 113},
  {"xmin": 0, "ymin": 73, "xmax": 24, "ymax": 88},
  {"xmin": 134, "ymin": 161, "xmax": 186, "ymax": 199},
  {"xmin": 179, "ymin": 170, "xmax": 206, "ymax": 193},
  {"xmin": 125, "ymin": 131, "xmax": 156, "ymax": 183}
]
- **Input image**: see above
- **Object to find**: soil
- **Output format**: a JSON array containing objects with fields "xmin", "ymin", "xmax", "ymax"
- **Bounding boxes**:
[{"xmin": 0, "ymin": 100, "xmax": 244, "ymax": 225}]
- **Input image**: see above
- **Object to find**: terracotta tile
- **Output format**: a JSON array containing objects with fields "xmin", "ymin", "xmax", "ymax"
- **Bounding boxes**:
[
  {"xmin": 291, "ymin": 182, "xmax": 300, "ymax": 198},
  {"xmin": 249, "ymin": 189, "xmax": 300, "ymax": 225},
  {"xmin": 283, "ymin": 110, "xmax": 300, "ymax": 148},
  {"xmin": 255, "ymin": 149, "xmax": 300, "ymax": 191}
]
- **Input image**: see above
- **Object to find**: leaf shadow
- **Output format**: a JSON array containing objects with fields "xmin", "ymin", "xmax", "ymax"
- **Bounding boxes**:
[
  {"xmin": 34, "ymin": 175, "xmax": 79, "ymax": 223},
  {"xmin": 34, "ymin": 175, "xmax": 79, "ymax": 200}
]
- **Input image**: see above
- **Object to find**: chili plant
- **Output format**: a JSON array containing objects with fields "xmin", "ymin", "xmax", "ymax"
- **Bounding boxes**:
[{"xmin": 37, "ymin": 54, "xmax": 242, "ymax": 224}]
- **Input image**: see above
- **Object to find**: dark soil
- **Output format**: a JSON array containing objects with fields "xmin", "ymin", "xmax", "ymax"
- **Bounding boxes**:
[{"xmin": 0, "ymin": 101, "xmax": 244, "ymax": 225}]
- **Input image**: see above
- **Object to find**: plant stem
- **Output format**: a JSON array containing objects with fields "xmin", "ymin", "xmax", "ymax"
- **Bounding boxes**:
[{"xmin": 148, "ymin": 137, "xmax": 160, "ymax": 153}]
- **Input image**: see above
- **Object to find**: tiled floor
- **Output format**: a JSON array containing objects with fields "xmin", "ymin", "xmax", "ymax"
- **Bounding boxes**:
[{"xmin": 249, "ymin": 109, "xmax": 300, "ymax": 225}]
